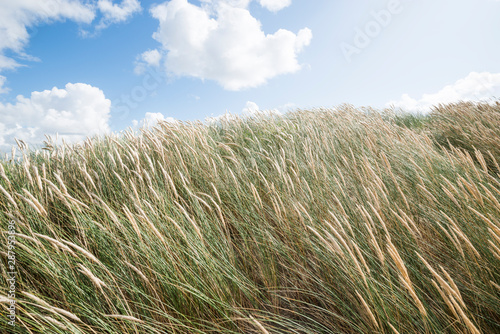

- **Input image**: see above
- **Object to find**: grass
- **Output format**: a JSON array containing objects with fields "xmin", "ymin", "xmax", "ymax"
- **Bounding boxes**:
[{"xmin": 1, "ymin": 102, "xmax": 500, "ymax": 333}]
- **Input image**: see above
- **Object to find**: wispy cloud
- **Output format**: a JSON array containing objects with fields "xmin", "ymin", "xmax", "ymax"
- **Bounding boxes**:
[
  {"xmin": 0, "ymin": 75, "xmax": 9, "ymax": 94},
  {"xmin": 0, "ymin": 0, "xmax": 95, "ymax": 72},
  {"xmin": 0, "ymin": 0, "xmax": 142, "ymax": 90}
]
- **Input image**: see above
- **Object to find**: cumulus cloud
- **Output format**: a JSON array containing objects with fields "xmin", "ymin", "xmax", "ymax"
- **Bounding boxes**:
[
  {"xmin": 0, "ymin": 83, "xmax": 111, "ymax": 151},
  {"xmin": 96, "ymin": 0, "xmax": 141, "ymax": 30},
  {"xmin": 147, "ymin": 0, "xmax": 311, "ymax": 90},
  {"xmin": 387, "ymin": 72, "xmax": 500, "ymax": 113},
  {"xmin": 132, "ymin": 112, "xmax": 177, "ymax": 128}
]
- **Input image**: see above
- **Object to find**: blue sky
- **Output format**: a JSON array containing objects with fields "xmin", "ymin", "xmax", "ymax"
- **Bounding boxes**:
[{"xmin": 1, "ymin": 0, "xmax": 500, "ymax": 151}]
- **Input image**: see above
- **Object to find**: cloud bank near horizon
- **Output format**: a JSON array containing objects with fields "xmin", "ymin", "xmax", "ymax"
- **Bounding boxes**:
[
  {"xmin": 0, "ymin": 83, "xmax": 110, "ymax": 151},
  {"xmin": 387, "ymin": 72, "xmax": 500, "ymax": 113}
]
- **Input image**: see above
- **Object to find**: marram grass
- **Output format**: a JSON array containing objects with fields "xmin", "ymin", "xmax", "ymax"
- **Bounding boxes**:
[{"xmin": 1, "ymin": 103, "xmax": 500, "ymax": 333}]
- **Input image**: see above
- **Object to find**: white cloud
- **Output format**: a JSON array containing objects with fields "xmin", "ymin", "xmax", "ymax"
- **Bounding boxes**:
[
  {"xmin": 96, "ymin": 0, "xmax": 142, "ymax": 30},
  {"xmin": 0, "ymin": 0, "xmax": 142, "ymax": 81},
  {"xmin": 141, "ymin": 49, "xmax": 162, "ymax": 67},
  {"xmin": 134, "ymin": 49, "xmax": 162, "ymax": 74},
  {"xmin": 0, "ymin": 55, "xmax": 23, "ymax": 72},
  {"xmin": 0, "ymin": 0, "xmax": 95, "ymax": 72},
  {"xmin": 147, "ymin": 0, "xmax": 311, "ymax": 90},
  {"xmin": 0, "ymin": 75, "xmax": 8, "ymax": 94},
  {"xmin": 257, "ymin": 0, "xmax": 291, "ymax": 12},
  {"xmin": 132, "ymin": 112, "xmax": 177, "ymax": 128},
  {"xmin": 387, "ymin": 72, "xmax": 500, "ymax": 113},
  {"xmin": 0, "ymin": 83, "xmax": 110, "ymax": 151}
]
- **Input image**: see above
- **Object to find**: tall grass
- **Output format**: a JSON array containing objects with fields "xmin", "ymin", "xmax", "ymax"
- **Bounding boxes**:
[
  {"xmin": 431, "ymin": 101, "xmax": 500, "ymax": 174},
  {"xmin": 1, "ymin": 103, "xmax": 500, "ymax": 333}
]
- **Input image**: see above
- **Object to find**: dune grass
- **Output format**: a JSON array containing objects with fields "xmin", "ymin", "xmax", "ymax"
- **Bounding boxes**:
[{"xmin": 1, "ymin": 102, "xmax": 500, "ymax": 333}]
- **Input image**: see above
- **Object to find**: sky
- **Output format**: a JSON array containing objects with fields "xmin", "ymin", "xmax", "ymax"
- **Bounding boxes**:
[{"xmin": 1, "ymin": 0, "xmax": 500, "ymax": 151}]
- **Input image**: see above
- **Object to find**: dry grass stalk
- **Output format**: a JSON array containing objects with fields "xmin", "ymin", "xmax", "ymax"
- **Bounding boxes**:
[
  {"xmin": 365, "ymin": 219, "xmax": 385, "ymax": 265},
  {"xmin": 308, "ymin": 226, "xmax": 342, "ymax": 257},
  {"xmin": 249, "ymin": 315, "xmax": 270, "ymax": 334},
  {"xmin": 53, "ymin": 172, "xmax": 68, "ymax": 195},
  {"xmin": 475, "ymin": 149, "xmax": 489, "ymax": 173},
  {"xmin": 15, "ymin": 233, "xmax": 43, "ymax": 246},
  {"xmin": 388, "ymin": 323, "xmax": 401, "ymax": 334},
  {"xmin": 24, "ymin": 291, "xmax": 82, "ymax": 322},
  {"xmin": 250, "ymin": 183, "xmax": 263, "ymax": 208},
  {"xmin": 122, "ymin": 205, "xmax": 143, "ymax": 243},
  {"xmin": 351, "ymin": 241, "xmax": 370, "ymax": 275},
  {"xmin": 387, "ymin": 239, "xmax": 428, "ymax": 317},
  {"xmin": 124, "ymin": 261, "xmax": 149, "ymax": 283},
  {"xmin": 490, "ymin": 228, "xmax": 500, "ymax": 246},
  {"xmin": 439, "ymin": 266, "xmax": 466, "ymax": 310},
  {"xmin": 34, "ymin": 233, "xmax": 75, "ymax": 256},
  {"xmin": 449, "ymin": 295, "xmax": 481, "ymax": 334},
  {"xmin": 390, "ymin": 208, "xmax": 417, "ymax": 239},
  {"xmin": 431, "ymin": 279, "xmax": 459, "ymax": 319},
  {"xmin": 92, "ymin": 194, "xmax": 121, "ymax": 226},
  {"xmin": 399, "ymin": 274, "xmax": 427, "ymax": 318},
  {"xmin": 479, "ymin": 183, "xmax": 500, "ymax": 211},
  {"xmin": 103, "ymin": 314, "xmax": 145, "ymax": 324},
  {"xmin": 77, "ymin": 263, "xmax": 107, "ymax": 290},
  {"xmin": 368, "ymin": 202, "xmax": 390, "ymax": 238},
  {"xmin": 355, "ymin": 290, "xmax": 379, "ymax": 329},
  {"xmin": 32, "ymin": 166, "xmax": 43, "ymax": 193},
  {"xmin": 0, "ymin": 183, "xmax": 17, "ymax": 209},
  {"xmin": 112, "ymin": 170, "xmax": 127, "ymax": 189},
  {"xmin": 164, "ymin": 215, "xmax": 188, "ymax": 242},
  {"xmin": 42, "ymin": 315, "xmax": 68, "ymax": 330},
  {"xmin": 489, "ymin": 240, "xmax": 500, "ymax": 260},
  {"xmin": 60, "ymin": 239, "xmax": 102, "ymax": 265},
  {"xmin": 135, "ymin": 204, "xmax": 168, "ymax": 246},
  {"xmin": 490, "ymin": 281, "xmax": 500, "ymax": 291},
  {"xmin": 441, "ymin": 185, "xmax": 460, "ymax": 208},
  {"xmin": 397, "ymin": 208, "xmax": 421, "ymax": 237},
  {"xmin": 469, "ymin": 206, "xmax": 500, "ymax": 232},
  {"xmin": 0, "ymin": 163, "xmax": 10, "ymax": 185},
  {"xmin": 435, "ymin": 220, "xmax": 464, "ymax": 258},
  {"xmin": 386, "ymin": 239, "xmax": 409, "ymax": 281},
  {"xmin": 175, "ymin": 201, "xmax": 203, "ymax": 242},
  {"xmin": 416, "ymin": 252, "xmax": 464, "ymax": 309}
]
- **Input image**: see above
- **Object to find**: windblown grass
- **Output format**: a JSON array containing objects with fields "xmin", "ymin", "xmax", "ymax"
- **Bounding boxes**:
[
  {"xmin": 1, "ymin": 103, "xmax": 500, "ymax": 333},
  {"xmin": 431, "ymin": 101, "xmax": 500, "ymax": 173}
]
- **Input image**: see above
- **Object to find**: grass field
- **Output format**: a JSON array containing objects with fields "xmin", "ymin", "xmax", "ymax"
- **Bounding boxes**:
[{"xmin": 1, "ymin": 101, "xmax": 500, "ymax": 333}]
